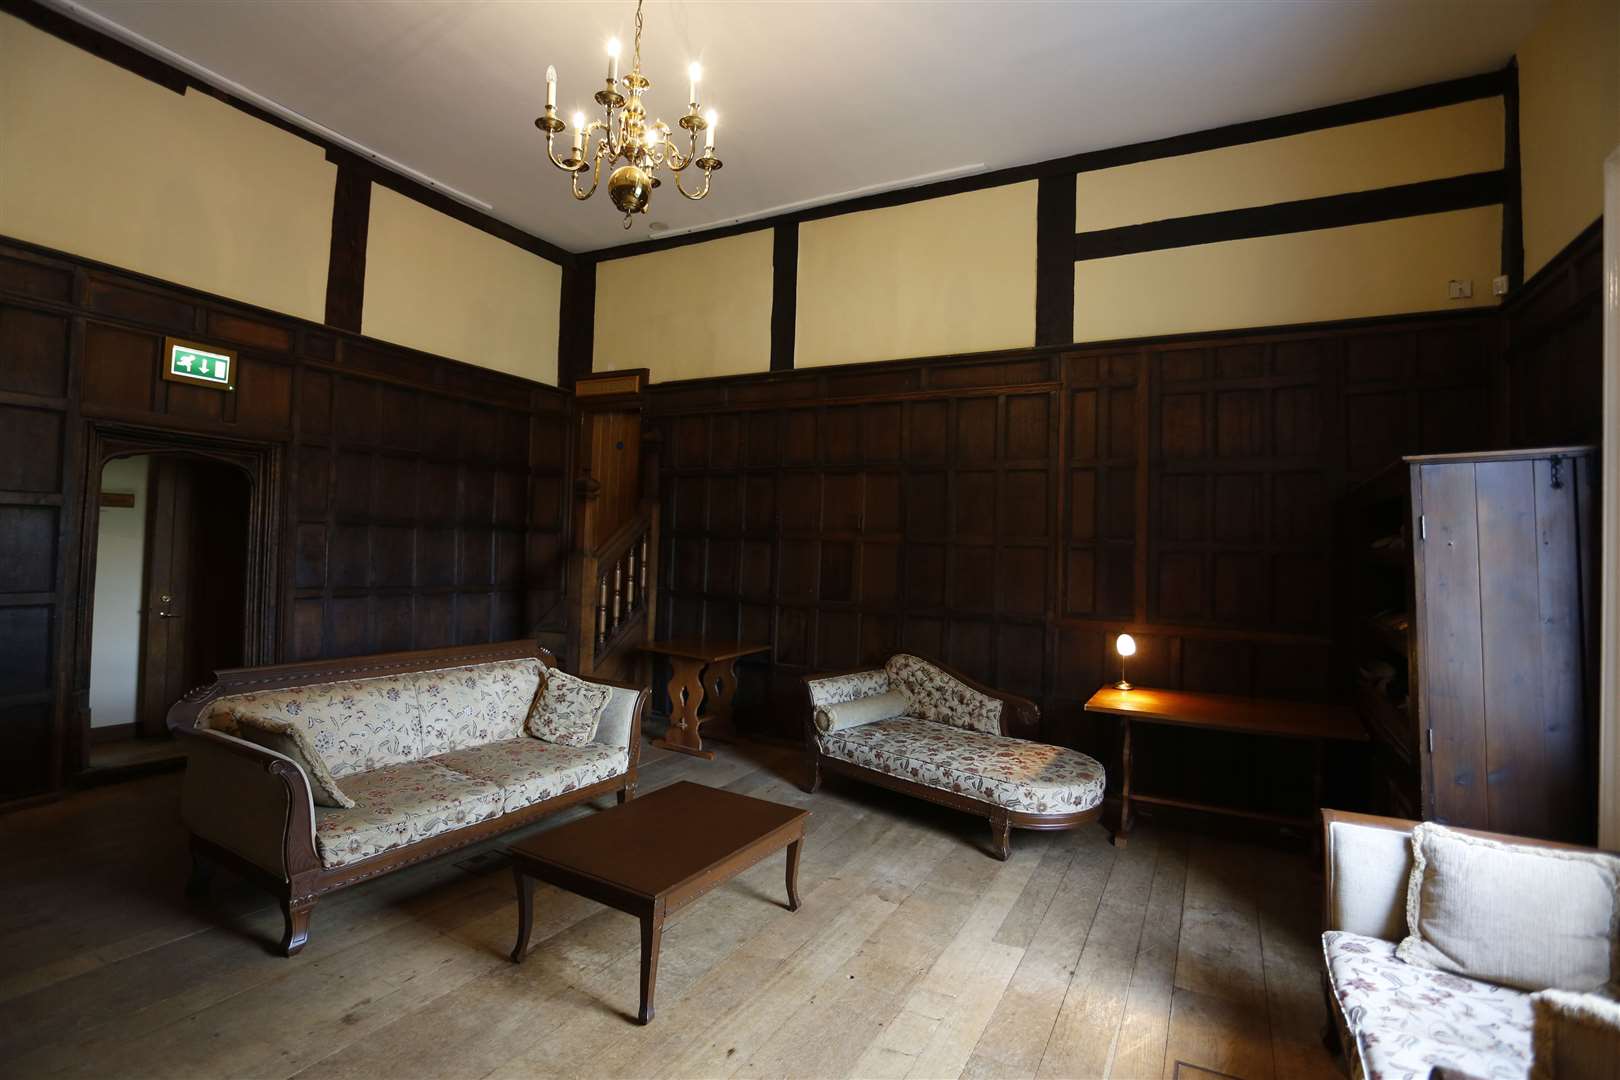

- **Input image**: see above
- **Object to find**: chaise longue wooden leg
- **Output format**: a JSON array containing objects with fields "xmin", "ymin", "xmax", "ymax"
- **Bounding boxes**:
[
  {"xmin": 989, "ymin": 809, "xmax": 1012, "ymax": 861},
  {"xmin": 802, "ymin": 754, "xmax": 821, "ymax": 795}
]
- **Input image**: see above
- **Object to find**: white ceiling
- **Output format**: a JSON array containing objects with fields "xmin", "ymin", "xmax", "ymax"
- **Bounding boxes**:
[{"xmin": 47, "ymin": 0, "xmax": 1548, "ymax": 255}]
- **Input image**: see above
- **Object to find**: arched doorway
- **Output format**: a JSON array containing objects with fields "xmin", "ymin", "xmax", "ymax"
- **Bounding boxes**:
[{"xmin": 73, "ymin": 425, "xmax": 280, "ymax": 779}]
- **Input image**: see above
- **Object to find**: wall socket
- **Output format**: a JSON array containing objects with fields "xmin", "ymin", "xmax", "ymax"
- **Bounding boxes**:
[
  {"xmin": 1492, "ymin": 275, "xmax": 1509, "ymax": 296},
  {"xmin": 1447, "ymin": 279, "xmax": 1474, "ymax": 300}
]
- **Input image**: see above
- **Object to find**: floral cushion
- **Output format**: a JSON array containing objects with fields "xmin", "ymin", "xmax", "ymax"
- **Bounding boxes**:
[
  {"xmin": 1323, "ymin": 930, "xmax": 1533, "ymax": 1080},
  {"xmin": 204, "ymin": 674, "xmax": 424, "ymax": 780},
  {"xmin": 818, "ymin": 715, "xmax": 1105, "ymax": 815},
  {"xmin": 884, "ymin": 654, "xmax": 1003, "ymax": 735},
  {"xmin": 806, "ymin": 668, "xmax": 892, "ymax": 710},
  {"xmin": 432, "ymin": 738, "xmax": 629, "ymax": 815},
  {"xmin": 412, "ymin": 659, "xmax": 543, "ymax": 756},
  {"xmin": 525, "ymin": 668, "xmax": 611, "ymax": 747},
  {"xmin": 313, "ymin": 760, "xmax": 505, "ymax": 868}
]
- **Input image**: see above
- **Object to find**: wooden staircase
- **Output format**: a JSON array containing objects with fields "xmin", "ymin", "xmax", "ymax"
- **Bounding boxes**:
[{"xmin": 566, "ymin": 499, "xmax": 658, "ymax": 681}]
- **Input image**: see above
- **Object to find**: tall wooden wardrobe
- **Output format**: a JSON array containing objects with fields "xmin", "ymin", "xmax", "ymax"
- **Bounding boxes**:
[{"xmin": 1342, "ymin": 446, "xmax": 1598, "ymax": 843}]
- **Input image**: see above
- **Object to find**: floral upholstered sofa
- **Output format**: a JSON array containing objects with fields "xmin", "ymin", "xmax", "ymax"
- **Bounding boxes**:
[
  {"xmin": 169, "ymin": 641, "xmax": 645, "ymax": 955},
  {"xmin": 803, "ymin": 654, "xmax": 1106, "ymax": 858},
  {"xmin": 1320, "ymin": 810, "xmax": 1620, "ymax": 1080}
]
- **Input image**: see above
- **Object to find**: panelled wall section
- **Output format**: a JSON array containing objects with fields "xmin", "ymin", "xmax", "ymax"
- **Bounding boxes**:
[{"xmin": 647, "ymin": 310, "xmax": 1497, "ymax": 767}]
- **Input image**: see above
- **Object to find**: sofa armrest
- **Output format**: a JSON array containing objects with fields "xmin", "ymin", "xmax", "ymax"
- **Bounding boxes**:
[
  {"xmin": 1321, "ymin": 809, "xmax": 1415, "ymax": 941},
  {"xmin": 176, "ymin": 726, "xmax": 321, "ymax": 883},
  {"xmin": 591, "ymin": 680, "xmax": 648, "ymax": 768}
]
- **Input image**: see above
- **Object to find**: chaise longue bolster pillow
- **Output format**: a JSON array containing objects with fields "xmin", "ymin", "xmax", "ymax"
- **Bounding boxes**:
[{"xmin": 815, "ymin": 689, "xmax": 911, "ymax": 734}]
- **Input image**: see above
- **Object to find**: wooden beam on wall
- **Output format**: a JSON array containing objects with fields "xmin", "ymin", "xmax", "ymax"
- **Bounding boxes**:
[
  {"xmin": 1500, "ymin": 59, "xmax": 1525, "ymax": 292},
  {"xmin": 557, "ymin": 259, "xmax": 596, "ymax": 390},
  {"xmin": 1073, "ymin": 170, "xmax": 1507, "ymax": 261},
  {"xmin": 771, "ymin": 224, "xmax": 799, "ymax": 371},
  {"xmin": 324, "ymin": 164, "xmax": 371, "ymax": 332},
  {"xmin": 1035, "ymin": 174, "xmax": 1077, "ymax": 347}
]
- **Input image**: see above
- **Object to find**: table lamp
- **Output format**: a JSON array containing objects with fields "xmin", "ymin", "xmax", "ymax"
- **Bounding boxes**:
[{"xmin": 1114, "ymin": 633, "xmax": 1136, "ymax": 690}]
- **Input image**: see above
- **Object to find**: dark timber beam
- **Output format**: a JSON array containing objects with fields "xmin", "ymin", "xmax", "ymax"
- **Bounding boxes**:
[
  {"xmin": 1035, "ymin": 175, "xmax": 1077, "ymax": 347},
  {"xmin": 557, "ymin": 260, "xmax": 596, "ymax": 390},
  {"xmin": 770, "ymin": 224, "xmax": 799, "ymax": 372},
  {"xmin": 324, "ymin": 164, "xmax": 371, "ymax": 332},
  {"xmin": 1073, "ymin": 171, "xmax": 1508, "ymax": 261}
]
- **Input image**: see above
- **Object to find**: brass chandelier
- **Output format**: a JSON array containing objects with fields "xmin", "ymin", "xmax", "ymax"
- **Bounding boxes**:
[{"xmin": 536, "ymin": 0, "xmax": 722, "ymax": 228}]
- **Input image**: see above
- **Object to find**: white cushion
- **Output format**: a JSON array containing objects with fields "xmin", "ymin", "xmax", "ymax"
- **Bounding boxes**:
[
  {"xmin": 432, "ymin": 739, "xmax": 629, "ymax": 815},
  {"xmin": 815, "ymin": 690, "xmax": 910, "ymax": 734},
  {"xmin": 412, "ymin": 659, "xmax": 543, "ymax": 755},
  {"xmin": 1397, "ymin": 823, "xmax": 1620, "ymax": 994}
]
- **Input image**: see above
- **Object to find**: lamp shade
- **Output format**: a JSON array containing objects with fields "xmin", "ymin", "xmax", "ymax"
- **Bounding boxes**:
[{"xmin": 1115, "ymin": 633, "xmax": 1137, "ymax": 658}]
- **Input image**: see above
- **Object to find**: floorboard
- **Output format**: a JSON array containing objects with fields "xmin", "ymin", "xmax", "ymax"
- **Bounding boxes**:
[{"xmin": 0, "ymin": 738, "xmax": 1337, "ymax": 1080}]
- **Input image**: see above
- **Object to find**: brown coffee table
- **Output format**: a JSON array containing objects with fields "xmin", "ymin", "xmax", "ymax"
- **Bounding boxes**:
[{"xmin": 505, "ymin": 780, "xmax": 809, "ymax": 1023}]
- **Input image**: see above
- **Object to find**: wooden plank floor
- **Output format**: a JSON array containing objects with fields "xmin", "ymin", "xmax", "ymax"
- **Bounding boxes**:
[{"xmin": 0, "ymin": 738, "xmax": 1339, "ymax": 1080}]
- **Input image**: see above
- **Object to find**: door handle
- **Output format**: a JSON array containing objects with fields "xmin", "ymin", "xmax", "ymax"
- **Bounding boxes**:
[{"xmin": 157, "ymin": 593, "xmax": 179, "ymax": 618}]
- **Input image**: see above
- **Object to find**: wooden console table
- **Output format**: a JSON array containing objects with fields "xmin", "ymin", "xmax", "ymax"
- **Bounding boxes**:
[
  {"xmin": 639, "ymin": 638, "xmax": 770, "ymax": 759},
  {"xmin": 1083, "ymin": 686, "xmax": 1366, "ymax": 848}
]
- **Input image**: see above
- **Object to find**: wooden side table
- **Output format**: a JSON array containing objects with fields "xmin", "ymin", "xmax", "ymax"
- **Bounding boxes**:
[
  {"xmin": 639, "ymin": 638, "xmax": 770, "ymax": 760},
  {"xmin": 1083, "ymin": 686, "xmax": 1367, "ymax": 849}
]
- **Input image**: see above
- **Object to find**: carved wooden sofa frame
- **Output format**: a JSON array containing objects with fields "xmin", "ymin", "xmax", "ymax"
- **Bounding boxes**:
[
  {"xmin": 801, "ymin": 657, "xmax": 1104, "ymax": 860},
  {"xmin": 167, "ymin": 640, "xmax": 646, "ymax": 956}
]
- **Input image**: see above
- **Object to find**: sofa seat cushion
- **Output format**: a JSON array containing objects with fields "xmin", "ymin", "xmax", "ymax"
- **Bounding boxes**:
[
  {"xmin": 206, "ymin": 674, "xmax": 424, "ymax": 780},
  {"xmin": 412, "ymin": 659, "xmax": 544, "ymax": 756},
  {"xmin": 432, "ymin": 738, "xmax": 629, "ymax": 815},
  {"xmin": 313, "ymin": 760, "xmax": 505, "ymax": 868},
  {"xmin": 819, "ymin": 716, "xmax": 1105, "ymax": 815},
  {"xmin": 1323, "ymin": 930, "xmax": 1532, "ymax": 1080}
]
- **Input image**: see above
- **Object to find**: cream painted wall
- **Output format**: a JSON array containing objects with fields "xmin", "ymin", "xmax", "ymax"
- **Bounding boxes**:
[
  {"xmin": 0, "ymin": 14, "xmax": 334, "ymax": 322},
  {"xmin": 592, "ymin": 229, "xmax": 773, "ymax": 382},
  {"xmin": 1077, "ymin": 98, "xmax": 1505, "ymax": 231},
  {"xmin": 796, "ymin": 183, "xmax": 1038, "ymax": 367},
  {"xmin": 1517, "ymin": 0, "xmax": 1620, "ymax": 278},
  {"xmin": 88, "ymin": 456, "xmax": 150, "ymax": 730},
  {"xmin": 1075, "ymin": 206, "xmax": 1501, "ymax": 342},
  {"xmin": 363, "ymin": 185, "xmax": 561, "ymax": 385}
]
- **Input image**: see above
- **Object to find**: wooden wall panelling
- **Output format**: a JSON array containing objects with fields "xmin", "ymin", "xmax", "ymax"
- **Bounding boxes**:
[
  {"xmin": 1500, "ymin": 221, "xmax": 1603, "ymax": 448},
  {"xmin": 0, "ymin": 236, "xmax": 573, "ymax": 804}
]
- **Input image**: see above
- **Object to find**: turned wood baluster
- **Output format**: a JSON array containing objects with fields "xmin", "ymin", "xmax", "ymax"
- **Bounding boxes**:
[{"xmin": 597, "ymin": 574, "xmax": 609, "ymax": 645}]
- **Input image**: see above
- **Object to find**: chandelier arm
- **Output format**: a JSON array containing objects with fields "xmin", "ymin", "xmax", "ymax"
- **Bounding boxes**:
[
  {"xmin": 572, "ymin": 152, "xmax": 605, "ymax": 200},
  {"xmin": 544, "ymin": 136, "xmax": 578, "ymax": 173},
  {"xmin": 673, "ymin": 166, "xmax": 712, "ymax": 201}
]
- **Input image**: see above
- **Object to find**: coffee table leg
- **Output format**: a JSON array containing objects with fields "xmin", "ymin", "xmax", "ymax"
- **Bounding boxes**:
[
  {"xmin": 639, "ymin": 900, "xmax": 665, "ymax": 1024},
  {"xmin": 785, "ymin": 838, "xmax": 803, "ymax": 912},
  {"xmin": 510, "ymin": 867, "xmax": 534, "ymax": 963}
]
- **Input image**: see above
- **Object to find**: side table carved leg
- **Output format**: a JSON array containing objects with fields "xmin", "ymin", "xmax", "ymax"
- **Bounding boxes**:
[
  {"xmin": 1112, "ymin": 718, "xmax": 1134, "ymax": 848},
  {"xmin": 510, "ymin": 867, "xmax": 535, "ymax": 963},
  {"xmin": 703, "ymin": 657, "xmax": 740, "ymax": 741},
  {"xmin": 638, "ymin": 900, "xmax": 666, "ymax": 1024},
  {"xmin": 652, "ymin": 655, "xmax": 714, "ymax": 759},
  {"xmin": 785, "ymin": 838, "xmax": 803, "ymax": 911}
]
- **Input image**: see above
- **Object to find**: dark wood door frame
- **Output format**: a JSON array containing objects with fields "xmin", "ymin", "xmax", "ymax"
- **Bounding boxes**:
[{"xmin": 70, "ymin": 421, "xmax": 281, "ymax": 773}]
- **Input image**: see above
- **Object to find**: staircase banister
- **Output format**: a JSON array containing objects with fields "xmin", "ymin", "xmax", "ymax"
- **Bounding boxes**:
[{"xmin": 589, "ymin": 497, "xmax": 659, "ymax": 565}]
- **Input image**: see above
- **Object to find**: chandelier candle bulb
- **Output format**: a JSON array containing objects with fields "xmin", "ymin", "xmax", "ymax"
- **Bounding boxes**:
[
  {"xmin": 688, "ymin": 62, "xmax": 701, "ymax": 107},
  {"xmin": 545, "ymin": 65, "xmax": 556, "ymax": 110},
  {"xmin": 606, "ymin": 38, "xmax": 620, "ymax": 83},
  {"xmin": 704, "ymin": 110, "xmax": 716, "ymax": 153}
]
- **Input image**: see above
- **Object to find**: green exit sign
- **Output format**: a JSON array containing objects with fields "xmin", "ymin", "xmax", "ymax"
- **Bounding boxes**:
[{"xmin": 162, "ymin": 337, "xmax": 237, "ymax": 391}]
